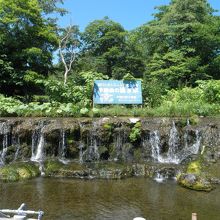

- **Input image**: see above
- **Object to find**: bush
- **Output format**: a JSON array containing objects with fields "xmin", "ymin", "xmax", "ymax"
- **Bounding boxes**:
[
  {"xmin": 80, "ymin": 108, "xmax": 89, "ymax": 116},
  {"xmin": 157, "ymin": 85, "xmax": 220, "ymax": 116},
  {"xmin": 129, "ymin": 122, "xmax": 141, "ymax": 142},
  {"xmin": 197, "ymin": 80, "xmax": 220, "ymax": 104}
]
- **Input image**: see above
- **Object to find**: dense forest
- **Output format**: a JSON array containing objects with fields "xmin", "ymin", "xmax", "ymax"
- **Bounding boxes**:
[{"xmin": 0, "ymin": 0, "xmax": 219, "ymax": 117}]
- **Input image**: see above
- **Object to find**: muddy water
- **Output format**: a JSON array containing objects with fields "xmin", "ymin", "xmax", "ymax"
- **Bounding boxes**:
[{"xmin": 0, "ymin": 177, "xmax": 220, "ymax": 220}]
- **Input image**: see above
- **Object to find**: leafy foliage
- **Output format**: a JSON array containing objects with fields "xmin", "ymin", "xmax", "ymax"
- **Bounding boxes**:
[
  {"xmin": 134, "ymin": 0, "xmax": 220, "ymax": 92},
  {"xmin": 129, "ymin": 122, "xmax": 142, "ymax": 142},
  {"xmin": 0, "ymin": 0, "xmax": 219, "ymax": 117},
  {"xmin": 0, "ymin": 0, "xmax": 60, "ymax": 96}
]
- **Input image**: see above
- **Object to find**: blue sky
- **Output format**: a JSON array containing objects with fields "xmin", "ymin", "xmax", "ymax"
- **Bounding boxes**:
[{"xmin": 58, "ymin": 0, "xmax": 220, "ymax": 31}]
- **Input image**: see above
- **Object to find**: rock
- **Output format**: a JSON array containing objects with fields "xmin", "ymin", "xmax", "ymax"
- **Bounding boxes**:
[
  {"xmin": 0, "ymin": 162, "xmax": 40, "ymax": 182},
  {"xmin": 210, "ymin": 177, "xmax": 220, "ymax": 184},
  {"xmin": 129, "ymin": 118, "xmax": 140, "ymax": 123},
  {"xmin": 177, "ymin": 173, "xmax": 213, "ymax": 192},
  {"xmin": 154, "ymin": 167, "xmax": 178, "ymax": 181}
]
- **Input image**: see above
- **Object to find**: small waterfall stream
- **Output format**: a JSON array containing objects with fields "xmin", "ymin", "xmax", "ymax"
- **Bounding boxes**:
[
  {"xmin": 79, "ymin": 121, "xmax": 101, "ymax": 162},
  {"xmin": 58, "ymin": 129, "xmax": 69, "ymax": 164},
  {"xmin": 114, "ymin": 127, "xmax": 127, "ymax": 161},
  {"xmin": 34, "ymin": 133, "xmax": 45, "ymax": 162},
  {"xmin": 31, "ymin": 122, "xmax": 46, "ymax": 175},
  {"xmin": 150, "ymin": 130, "xmax": 161, "ymax": 162},
  {"xmin": 79, "ymin": 142, "xmax": 84, "ymax": 164},
  {"xmin": 177, "ymin": 130, "xmax": 201, "ymax": 162},
  {"xmin": 167, "ymin": 121, "xmax": 180, "ymax": 163},
  {"xmin": 149, "ymin": 120, "xmax": 201, "ymax": 164},
  {"xmin": 114, "ymin": 130, "xmax": 122, "ymax": 161},
  {"xmin": 86, "ymin": 121, "xmax": 100, "ymax": 161},
  {"xmin": 12, "ymin": 135, "xmax": 20, "ymax": 161},
  {"xmin": 0, "ymin": 122, "xmax": 10, "ymax": 166}
]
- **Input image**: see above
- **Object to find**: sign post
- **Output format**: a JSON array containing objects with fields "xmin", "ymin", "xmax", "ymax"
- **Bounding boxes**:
[{"xmin": 93, "ymin": 80, "xmax": 143, "ymax": 105}]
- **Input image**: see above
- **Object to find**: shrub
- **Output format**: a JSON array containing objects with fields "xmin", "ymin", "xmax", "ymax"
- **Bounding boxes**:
[
  {"xmin": 129, "ymin": 122, "xmax": 141, "ymax": 142},
  {"xmin": 80, "ymin": 108, "xmax": 89, "ymax": 116}
]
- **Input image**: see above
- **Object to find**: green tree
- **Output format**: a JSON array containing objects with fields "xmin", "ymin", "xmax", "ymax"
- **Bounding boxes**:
[
  {"xmin": 80, "ymin": 17, "xmax": 127, "ymax": 78},
  {"xmin": 79, "ymin": 17, "xmax": 145, "ymax": 79},
  {"xmin": 138, "ymin": 0, "xmax": 220, "ymax": 90},
  {"xmin": 0, "ymin": 0, "xmax": 63, "ymax": 96}
]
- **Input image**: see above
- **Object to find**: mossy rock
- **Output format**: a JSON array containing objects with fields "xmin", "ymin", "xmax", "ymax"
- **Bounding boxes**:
[
  {"xmin": 0, "ymin": 167, "xmax": 20, "ymax": 182},
  {"xmin": 187, "ymin": 161, "xmax": 201, "ymax": 175},
  {"xmin": 103, "ymin": 123, "xmax": 113, "ymax": 130},
  {"xmin": 177, "ymin": 173, "xmax": 213, "ymax": 192},
  {"xmin": 89, "ymin": 162, "xmax": 134, "ymax": 179},
  {"xmin": 45, "ymin": 160, "xmax": 89, "ymax": 178},
  {"xmin": 189, "ymin": 115, "xmax": 200, "ymax": 125},
  {"xmin": 44, "ymin": 160, "xmax": 64, "ymax": 175},
  {"xmin": 24, "ymin": 163, "xmax": 40, "ymax": 177},
  {"xmin": 17, "ymin": 167, "xmax": 32, "ymax": 179},
  {"xmin": 0, "ymin": 163, "xmax": 40, "ymax": 182},
  {"xmin": 133, "ymin": 148, "xmax": 142, "ymax": 161}
]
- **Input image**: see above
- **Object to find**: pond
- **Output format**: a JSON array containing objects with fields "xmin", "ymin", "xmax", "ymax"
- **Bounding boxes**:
[{"xmin": 0, "ymin": 177, "xmax": 220, "ymax": 220}]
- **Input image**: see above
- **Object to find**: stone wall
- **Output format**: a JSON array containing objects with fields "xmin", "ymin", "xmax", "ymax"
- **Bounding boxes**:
[{"xmin": 0, "ymin": 117, "xmax": 219, "ymax": 165}]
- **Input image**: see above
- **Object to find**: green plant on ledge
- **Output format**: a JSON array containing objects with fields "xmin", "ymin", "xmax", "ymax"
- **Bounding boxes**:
[{"xmin": 129, "ymin": 122, "xmax": 141, "ymax": 142}]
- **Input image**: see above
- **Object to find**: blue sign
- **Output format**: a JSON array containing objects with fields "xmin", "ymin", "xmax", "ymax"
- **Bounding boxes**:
[{"xmin": 93, "ymin": 80, "xmax": 143, "ymax": 104}]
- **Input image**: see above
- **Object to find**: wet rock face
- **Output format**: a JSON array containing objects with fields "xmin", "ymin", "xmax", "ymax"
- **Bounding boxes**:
[{"xmin": 0, "ymin": 117, "xmax": 219, "ymax": 166}]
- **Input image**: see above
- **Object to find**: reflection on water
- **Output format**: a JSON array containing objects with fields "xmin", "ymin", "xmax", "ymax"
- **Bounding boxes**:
[{"xmin": 0, "ymin": 177, "xmax": 220, "ymax": 220}]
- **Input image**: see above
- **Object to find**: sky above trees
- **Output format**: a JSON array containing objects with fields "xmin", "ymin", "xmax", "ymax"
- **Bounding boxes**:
[{"xmin": 58, "ymin": 0, "xmax": 220, "ymax": 30}]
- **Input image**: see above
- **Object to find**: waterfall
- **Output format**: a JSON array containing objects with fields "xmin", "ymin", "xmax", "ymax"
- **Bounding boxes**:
[
  {"xmin": 154, "ymin": 172, "xmax": 167, "ymax": 183},
  {"xmin": 114, "ymin": 128, "xmax": 125, "ymax": 161},
  {"xmin": 31, "ymin": 128, "xmax": 45, "ymax": 162},
  {"xmin": 0, "ymin": 122, "xmax": 10, "ymax": 166},
  {"xmin": 149, "ymin": 121, "xmax": 201, "ymax": 164},
  {"xmin": 183, "ymin": 118, "xmax": 191, "ymax": 148},
  {"xmin": 12, "ymin": 136, "xmax": 20, "ymax": 161},
  {"xmin": 177, "ymin": 130, "xmax": 201, "ymax": 162},
  {"xmin": 78, "ymin": 122, "xmax": 85, "ymax": 163},
  {"xmin": 88, "ymin": 132, "xmax": 100, "ymax": 161},
  {"xmin": 58, "ymin": 129, "xmax": 69, "ymax": 164},
  {"xmin": 150, "ymin": 131, "xmax": 161, "ymax": 161},
  {"xmin": 167, "ymin": 121, "xmax": 180, "ymax": 163},
  {"xmin": 34, "ymin": 133, "xmax": 45, "ymax": 162},
  {"xmin": 0, "ymin": 148, "xmax": 7, "ymax": 166},
  {"xmin": 79, "ymin": 142, "xmax": 84, "ymax": 164},
  {"xmin": 31, "ymin": 122, "xmax": 46, "ymax": 175},
  {"xmin": 86, "ymin": 121, "xmax": 100, "ymax": 161},
  {"xmin": 154, "ymin": 168, "xmax": 177, "ymax": 183}
]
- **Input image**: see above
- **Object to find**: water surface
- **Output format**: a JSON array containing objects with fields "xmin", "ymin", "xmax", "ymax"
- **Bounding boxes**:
[{"xmin": 0, "ymin": 177, "xmax": 220, "ymax": 220}]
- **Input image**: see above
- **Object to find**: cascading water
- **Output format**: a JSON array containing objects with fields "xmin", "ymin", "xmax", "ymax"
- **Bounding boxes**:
[
  {"xmin": 154, "ymin": 168, "xmax": 178, "ymax": 183},
  {"xmin": 176, "ymin": 130, "xmax": 201, "ymax": 162},
  {"xmin": 166, "ymin": 121, "xmax": 180, "ymax": 163},
  {"xmin": 0, "ymin": 122, "xmax": 10, "ymax": 166},
  {"xmin": 86, "ymin": 121, "xmax": 100, "ymax": 161},
  {"xmin": 12, "ymin": 135, "xmax": 20, "ymax": 161},
  {"xmin": 114, "ymin": 128, "xmax": 125, "ymax": 161},
  {"xmin": 150, "ymin": 131, "xmax": 161, "ymax": 161},
  {"xmin": 34, "ymin": 133, "xmax": 45, "ymax": 162},
  {"xmin": 0, "ymin": 118, "xmax": 215, "ymax": 171},
  {"xmin": 58, "ymin": 129, "xmax": 69, "ymax": 164},
  {"xmin": 79, "ymin": 142, "xmax": 84, "ymax": 164},
  {"xmin": 31, "ymin": 122, "xmax": 46, "ymax": 175},
  {"xmin": 149, "ymin": 121, "xmax": 201, "ymax": 164}
]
